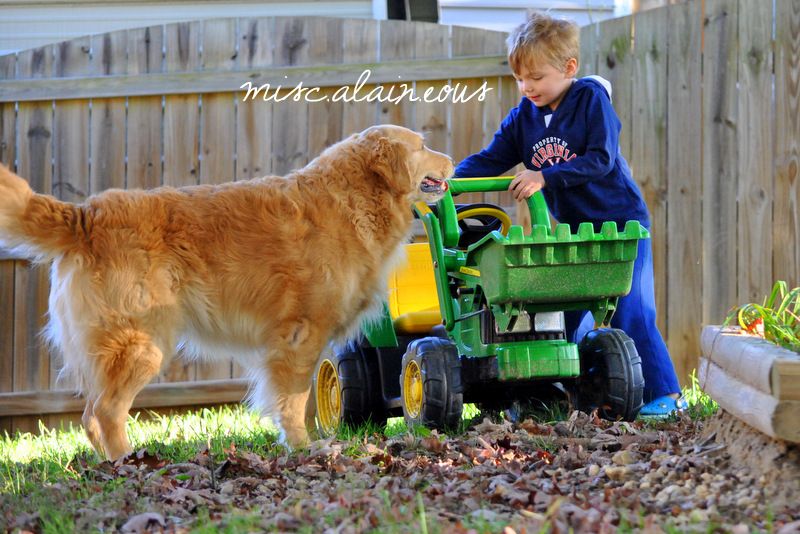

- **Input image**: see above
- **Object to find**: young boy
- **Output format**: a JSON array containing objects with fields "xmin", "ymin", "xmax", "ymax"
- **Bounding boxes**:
[{"xmin": 453, "ymin": 12, "xmax": 684, "ymax": 416}]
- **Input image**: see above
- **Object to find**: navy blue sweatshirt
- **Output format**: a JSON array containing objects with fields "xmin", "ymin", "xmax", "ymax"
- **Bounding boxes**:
[{"xmin": 454, "ymin": 77, "xmax": 650, "ymax": 230}]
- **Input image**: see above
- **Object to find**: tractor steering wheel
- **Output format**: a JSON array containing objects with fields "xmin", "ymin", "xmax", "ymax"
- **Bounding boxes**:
[{"xmin": 455, "ymin": 204, "xmax": 512, "ymax": 248}]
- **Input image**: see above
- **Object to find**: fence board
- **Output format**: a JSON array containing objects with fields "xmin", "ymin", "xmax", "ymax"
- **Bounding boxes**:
[
  {"xmin": 16, "ymin": 45, "xmax": 51, "ymax": 80},
  {"xmin": 451, "ymin": 78, "xmax": 490, "ymax": 207},
  {"xmin": 271, "ymin": 17, "xmax": 310, "ymax": 175},
  {"xmin": 0, "ymin": 379, "xmax": 249, "ymax": 417},
  {"xmin": 53, "ymin": 36, "xmax": 91, "ymax": 204},
  {"xmin": 774, "ymin": 1, "xmax": 800, "ymax": 287},
  {"xmin": 0, "ymin": 102, "xmax": 14, "ymax": 167},
  {"xmin": 127, "ymin": 26, "xmax": 164, "ymax": 192},
  {"xmin": 128, "ymin": 25, "xmax": 164, "ymax": 76},
  {"xmin": 307, "ymin": 87, "xmax": 345, "ymax": 158},
  {"xmin": 450, "ymin": 25, "xmax": 491, "ymax": 205},
  {"xmin": 631, "ymin": 8, "xmax": 668, "ymax": 334},
  {"xmin": 235, "ymin": 17, "xmax": 274, "ymax": 186},
  {"xmin": 701, "ymin": 0, "xmax": 739, "ymax": 325},
  {"xmin": 305, "ymin": 19, "xmax": 345, "ymax": 158},
  {"xmin": 235, "ymin": 97, "xmax": 272, "ymax": 181},
  {"xmin": 341, "ymin": 19, "xmax": 378, "ymax": 135},
  {"xmin": 596, "ymin": 15, "xmax": 632, "ymax": 159},
  {"xmin": 53, "ymin": 101, "xmax": 89, "ymax": 202},
  {"xmin": 0, "ymin": 57, "xmax": 510, "ymax": 103},
  {"xmin": 239, "ymin": 18, "xmax": 274, "ymax": 69},
  {"xmin": 378, "ymin": 20, "xmax": 416, "ymax": 130},
  {"xmin": 0, "ymin": 55, "xmax": 15, "ymax": 83},
  {"xmin": 416, "ymin": 24, "xmax": 446, "ymax": 152},
  {"xmin": 666, "ymin": 1, "xmax": 702, "ymax": 386},
  {"xmin": 737, "ymin": 0, "xmax": 774, "ymax": 304},
  {"xmin": 89, "ymin": 31, "xmax": 127, "ymax": 194},
  {"xmin": 198, "ymin": 20, "xmax": 237, "ymax": 187}
]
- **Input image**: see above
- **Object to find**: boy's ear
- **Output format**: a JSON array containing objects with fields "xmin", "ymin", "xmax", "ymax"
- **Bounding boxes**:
[{"xmin": 565, "ymin": 58, "xmax": 578, "ymax": 77}]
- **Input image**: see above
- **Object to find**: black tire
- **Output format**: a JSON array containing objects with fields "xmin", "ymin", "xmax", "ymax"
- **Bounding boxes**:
[
  {"xmin": 575, "ymin": 328, "xmax": 644, "ymax": 421},
  {"xmin": 313, "ymin": 340, "xmax": 387, "ymax": 437},
  {"xmin": 400, "ymin": 337, "xmax": 464, "ymax": 431}
]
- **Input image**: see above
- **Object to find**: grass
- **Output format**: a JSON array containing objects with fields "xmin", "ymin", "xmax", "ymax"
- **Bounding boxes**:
[
  {"xmin": 0, "ymin": 405, "xmax": 279, "ymax": 494},
  {"xmin": 0, "ymin": 377, "xmax": 718, "ymax": 493},
  {"xmin": 1, "ymin": 380, "xmax": 717, "ymax": 493},
  {"xmin": 681, "ymin": 369, "xmax": 719, "ymax": 420}
]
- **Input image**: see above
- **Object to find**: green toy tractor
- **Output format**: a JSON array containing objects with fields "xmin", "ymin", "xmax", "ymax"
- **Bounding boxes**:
[{"xmin": 313, "ymin": 177, "xmax": 648, "ymax": 435}]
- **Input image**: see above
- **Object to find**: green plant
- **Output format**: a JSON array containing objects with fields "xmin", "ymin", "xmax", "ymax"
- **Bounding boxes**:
[
  {"xmin": 728, "ymin": 281, "xmax": 800, "ymax": 353},
  {"xmin": 682, "ymin": 369, "xmax": 718, "ymax": 420}
]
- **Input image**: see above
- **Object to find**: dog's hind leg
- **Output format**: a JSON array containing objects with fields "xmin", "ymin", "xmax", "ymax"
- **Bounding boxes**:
[{"xmin": 90, "ymin": 328, "xmax": 163, "ymax": 460}]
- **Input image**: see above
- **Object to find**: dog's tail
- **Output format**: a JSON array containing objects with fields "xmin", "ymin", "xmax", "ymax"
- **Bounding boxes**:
[{"xmin": 0, "ymin": 162, "xmax": 86, "ymax": 262}]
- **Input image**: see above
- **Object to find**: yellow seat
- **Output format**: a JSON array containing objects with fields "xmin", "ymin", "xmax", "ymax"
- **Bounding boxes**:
[{"xmin": 387, "ymin": 243, "xmax": 442, "ymax": 334}]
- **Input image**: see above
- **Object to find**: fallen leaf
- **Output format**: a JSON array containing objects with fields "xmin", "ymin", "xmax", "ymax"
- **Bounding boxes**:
[{"xmin": 121, "ymin": 512, "xmax": 166, "ymax": 533}]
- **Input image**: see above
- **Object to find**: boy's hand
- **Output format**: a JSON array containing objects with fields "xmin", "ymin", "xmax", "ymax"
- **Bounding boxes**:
[{"xmin": 509, "ymin": 170, "xmax": 545, "ymax": 200}]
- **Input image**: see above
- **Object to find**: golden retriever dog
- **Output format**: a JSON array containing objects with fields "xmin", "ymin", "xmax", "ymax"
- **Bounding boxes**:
[{"xmin": 0, "ymin": 124, "xmax": 453, "ymax": 460}]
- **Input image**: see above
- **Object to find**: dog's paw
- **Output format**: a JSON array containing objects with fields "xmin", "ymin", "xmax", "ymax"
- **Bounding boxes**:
[{"xmin": 278, "ymin": 425, "xmax": 311, "ymax": 451}]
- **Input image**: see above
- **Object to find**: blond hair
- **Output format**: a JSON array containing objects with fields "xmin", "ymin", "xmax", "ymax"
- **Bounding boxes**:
[{"xmin": 507, "ymin": 12, "xmax": 579, "ymax": 74}]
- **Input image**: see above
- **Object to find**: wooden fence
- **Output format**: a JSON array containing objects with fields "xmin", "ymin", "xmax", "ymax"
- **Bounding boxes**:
[
  {"xmin": 0, "ymin": 0, "xmax": 798, "ymax": 434},
  {"xmin": 0, "ymin": 16, "xmax": 519, "ymax": 434},
  {"xmin": 578, "ymin": 0, "xmax": 799, "ymax": 390}
]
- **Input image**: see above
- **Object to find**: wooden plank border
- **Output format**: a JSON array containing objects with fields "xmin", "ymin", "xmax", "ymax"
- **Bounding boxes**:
[
  {"xmin": 0, "ymin": 248, "xmax": 21, "ymax": 261},
  {"xmin": 0, "ymin": 378, "xmax": 250, "ymax": 417},
  {"xmin": 0, "ymin": 56, "xmax": 509, "ymax": 102}
]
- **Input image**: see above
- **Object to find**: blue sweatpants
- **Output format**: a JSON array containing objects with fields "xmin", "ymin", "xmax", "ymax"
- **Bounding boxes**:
[{"xmin": 565, "ymin": 236, "xmax": 681, "ymax": 401}]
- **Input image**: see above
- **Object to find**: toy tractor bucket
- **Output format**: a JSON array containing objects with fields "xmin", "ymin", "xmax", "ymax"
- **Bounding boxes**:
[{"xmin": 414, "ymin": 177, "xmax": 650, "ymax": 330}]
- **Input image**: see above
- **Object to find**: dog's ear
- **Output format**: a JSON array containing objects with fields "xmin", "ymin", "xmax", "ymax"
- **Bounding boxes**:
[{"xmin": 363, "ymin": 131, "xmax": 413, "ymax": 195}]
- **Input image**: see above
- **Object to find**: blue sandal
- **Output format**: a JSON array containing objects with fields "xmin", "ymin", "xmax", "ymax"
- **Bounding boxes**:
[{"xmin": 639, "ymin": 395, "xmax": 687, "ymax": 419}]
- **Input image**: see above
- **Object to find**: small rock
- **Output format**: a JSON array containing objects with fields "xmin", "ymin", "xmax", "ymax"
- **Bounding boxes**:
[
  {"xmin": 777, "ymin": 520, "xmax": 800, "ymax": 534},
  {"xmin": 694, "ymin": 484, "xmax": 710, "ymax": 499},
  {"xmin": 605, "ymin": 466, "xmax": 630, "ymax": 481},
  {"xmin": 689, "ymin": 509, "xmax": 708, "ymax": 523},
  {"xmin": 471, "ymin": 509, "xmax": 501, "ymax": 522},
  {"xmin": 587, "ymin": 464, "xmax": 600, "ymax": 477},
  {"xmin": 121, "ymin": 513, "xmax": 166, "ymax": 533},
  {"xmin": 612, "ymin": 450, "xmax": 636, "ymax": 465}
]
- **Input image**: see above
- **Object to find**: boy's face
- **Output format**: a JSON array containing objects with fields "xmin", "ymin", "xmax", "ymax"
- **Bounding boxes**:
[{"xmin": 513, "ymin": 58, "xmax": 578, "ymax": 111}]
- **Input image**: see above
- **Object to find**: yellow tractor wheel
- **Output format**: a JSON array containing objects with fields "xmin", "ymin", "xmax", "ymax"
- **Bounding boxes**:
[
  {"xmin": 312, "ymin": 341, "xmax": 388, "ymax": 437},
  {"xmin": 400, "ymin": 337, "xmax": 463, "ymax": 431},
  {"xmin": 402, "ymin": 359, "xmax": 423, "ymax": 419},
  {"xmin": 315, "ymin": 358, "xmax": 341, "ymax": 437}
]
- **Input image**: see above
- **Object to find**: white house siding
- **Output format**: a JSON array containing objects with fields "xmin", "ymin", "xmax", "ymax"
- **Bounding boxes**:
[
  {"xmin": 0, "ymin": 1, "xmax": 374, "ymax": 56},
  {"xmin": 439, "ymin": 0, "xmax": 618, "ymax": 33},
  {"xmin": 0, "ymin": 0, "xmax": 627, "ymax": 56}
]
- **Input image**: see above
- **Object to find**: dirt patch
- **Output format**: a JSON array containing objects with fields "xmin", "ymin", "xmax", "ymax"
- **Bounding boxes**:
[
  {"xmin": 3, "ymin": 411, "xmax": 799, "ymax": 532},
  {"xmin": 704, "ymin": 409, "xmax": 800, "ymax": 512}
]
